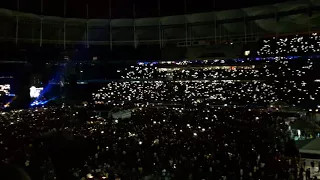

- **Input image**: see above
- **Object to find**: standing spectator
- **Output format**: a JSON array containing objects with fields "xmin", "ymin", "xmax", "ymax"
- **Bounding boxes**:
[{"xmin": 306, "ymin": 168, "xmax": 311, "ymax": 180}]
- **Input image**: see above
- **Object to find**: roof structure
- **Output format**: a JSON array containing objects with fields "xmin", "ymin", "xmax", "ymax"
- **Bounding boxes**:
[
  {"xmin": 0, "ymin": 0, "xmax": 318, "ymax": 46},
  {"xmin": 0, "ymin": 0, "xmax": 294, "ymax": 18}
]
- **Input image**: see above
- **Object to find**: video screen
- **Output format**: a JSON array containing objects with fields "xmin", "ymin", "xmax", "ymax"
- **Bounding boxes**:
[
  {"xmin": 30, "ymin": 86, "xmax": 44, "ymax": 98},
  {"xmin": 0, "ymin": 84, "xmax": 10, "ymax": 96}
]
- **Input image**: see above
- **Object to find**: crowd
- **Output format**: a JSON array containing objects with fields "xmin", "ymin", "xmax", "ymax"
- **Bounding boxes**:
[
  {"xmin": 75, "ymin": 105, "xmax": 303, "ymax": 180},
  {"xmin": 117, "ymin": 60, "xmax": 314, "ymax": 81},
  {"xmin": 0, "ymin": 106, "xmax": 301, "ymax": 180},
  {"xmin": 0, "ymin": 108, "xmax": 70, "ymax": 179},
  {"xmin": 93, "ymin": 58, "xmax": 319, "ymax": 109},
  {"xmin": 93, "ymin": 80, "xmax": 279, "ymax": 106},
  {"xmin": 2, "ymin": 33, "xmax": 320, "ymax": 180},
  {"xmin": 257, "ymin": 33, "xmax": 320, "ymax": 56}
]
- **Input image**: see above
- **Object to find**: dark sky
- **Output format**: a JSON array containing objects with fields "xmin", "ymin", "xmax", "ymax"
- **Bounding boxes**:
[{"xmin": 0, "ymin": 0, "xmax": 290, "ymax": 19}]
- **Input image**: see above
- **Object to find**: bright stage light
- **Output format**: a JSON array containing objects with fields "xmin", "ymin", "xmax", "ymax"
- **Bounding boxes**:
[
  {"xmin": 0, "ymin": 84, "xmax": 10, "ymax": 96},
  {"xmin": 30, "ymin": 86, "xmax": 43, "ymax": 98}
]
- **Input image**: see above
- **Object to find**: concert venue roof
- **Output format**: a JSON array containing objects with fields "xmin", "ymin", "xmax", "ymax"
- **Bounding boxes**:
[
  {"xmin": 0, "ymin": 0, "xmax": 318, "ymax": 46},
  {"xmin": 0, "ymin": 0, "xmax": 295, "ymax": 18}
]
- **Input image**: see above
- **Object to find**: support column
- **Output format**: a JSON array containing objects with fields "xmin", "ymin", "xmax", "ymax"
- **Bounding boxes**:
[
  {"xmin": 184, "ymin": 0, "xmax": 188, "ymax": 46},
  {"xmin": 15, "ymin": 0, "xmax": 20, "ymax": 45},
  {"xmin": 250, "ymin": 19, "xmax": 253, "ymax": 39},
  {"xmin": 159, "ymin": 23, "xmax": 162, "ymax": 49},
  {"xmin": 40, "ymin": 19, "xmax": 43, "ymax": 47},
  {"xmin": 86, "ymin": 4, "xmax": 89, "ymax": 48},
  {"xmin": 133, "ymin": 3, "xmax": 137, "ymax": 48},
  {"xmin": 244, "ymin": 13, "xmax": 247, "ymax": 44},
  {"xmin": 213, "ymin": 0, "xmax": 217, "ymax": 44},
  {"xmin": 190, "ymin": 24, "xmax": 193, "ymax": 42},
  {"xmin": 161, "ymin": 26, "xmax": 164, "ymax": 48},
  {"xmin": 275, "ymin": 10, "xmax": 279, "ymax": 39},
  {"xmin": 158, "ymin": 0, "xmax": 162, "ymax": 49},
  {"xmin": 40, "ymin": 0, "xmax": 43, "ymax": 47},
  {"xmin": 275, "ymin": 10, "xmax": 278, "ymax": 55},
  {"xmin": 214, "ymin": 17, "xmax": 217, "ymax": 44},
  {"xmin": 64, "ymin": 22, "xmax": 66, "ymax": 49},
  {"xmin": 31, "ymin": 27, "xmax": 34, "ymax": 43},
  {"xmin": 109, "ymin": 0, "xmax": 112, "ymax": 50},
  {"xmin": 308, "ymin": 3, "xmax": 312, "ymax": 35},
  {"xmin": 16, "ymin": 17, "xmax": 19, "ymax": 45},
  {"xmin": 63, "ymin": 0, "xmax": 66, "ymax": 49}
]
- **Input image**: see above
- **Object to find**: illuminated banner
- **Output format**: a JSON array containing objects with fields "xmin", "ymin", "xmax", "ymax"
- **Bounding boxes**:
[
  {"xmin": 30, "ymin": 86, "xmax": 43, "ymax": 98},
  {"xmin": 112, "ymin": 109, "xmax": 132, "ymax": 119}
]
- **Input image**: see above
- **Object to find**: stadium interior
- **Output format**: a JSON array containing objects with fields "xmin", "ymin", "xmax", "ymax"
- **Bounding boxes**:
[{"xmin": 1, "ymin": 0, "xmax": 320, "ymax": 179}]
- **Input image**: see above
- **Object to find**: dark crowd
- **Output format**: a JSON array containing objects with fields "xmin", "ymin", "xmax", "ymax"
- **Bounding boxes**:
[{"xmin": 0, "ymin": 105, "xmax": 301, "ymax": 180}]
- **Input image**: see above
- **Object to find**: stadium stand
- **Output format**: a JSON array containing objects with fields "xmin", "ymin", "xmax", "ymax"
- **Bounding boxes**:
[
  {"xmin": 0, "ymin": 0, "xmax": 318, "ymax": 61},
  {"xmin": 0, "ymin": 0, "xmax": 320, "ymax": 179}
]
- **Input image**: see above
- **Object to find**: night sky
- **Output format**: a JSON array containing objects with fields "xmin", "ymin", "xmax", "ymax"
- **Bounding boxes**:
[{"xmin": 0, "ymin": 0, "xmax": 291, "ymax": 19}]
